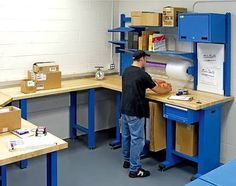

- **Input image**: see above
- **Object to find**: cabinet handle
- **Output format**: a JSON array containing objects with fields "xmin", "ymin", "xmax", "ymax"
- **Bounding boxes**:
[
  {"xmin": 201, "ymin": 37, "xmax": 208, "ymax": 40},
  {"xmin": 180, "ymin": 36, "xmax": 187, "ymax": 39},
  {"xmin": 165, "ymin": 104, "xmax": 188, "ymax": 111}
]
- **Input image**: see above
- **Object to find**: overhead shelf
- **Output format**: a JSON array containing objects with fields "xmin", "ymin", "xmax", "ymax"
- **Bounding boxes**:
[{"xmin": 108, "ymin": 27, "xmax": 134, "ymax": 32}]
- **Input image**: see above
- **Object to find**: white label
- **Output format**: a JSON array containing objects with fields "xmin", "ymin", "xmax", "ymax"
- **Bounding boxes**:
[
  {"xmin": 36, "ymin": 84, "xmax": 44, "ymax": 90},
  {"xmin": 27, "ymin": 81, "xmax": 35, "ymax": 87},
  {"xmin": 0, "ymin": 108, "xmax": 10, "ymax": 113},
  {"xmin": 49, "ymin": 67, "xmax": 57, "ymax": 72},
  {"xmin": 36, "ymin": 73, "xmax": 47, "ymax": 81},
  {"xmin": 2, "ymin": 127, "xmax": 8, "ymax": 132}
]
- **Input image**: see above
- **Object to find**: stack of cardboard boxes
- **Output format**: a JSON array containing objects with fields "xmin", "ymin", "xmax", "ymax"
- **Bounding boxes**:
[
  {"xmin": 131, "ymin": 6, "xmax": 187, "ymax": 27},
  {"xmin": 21, "ymin": 62, "xmax": 61, "ymax": 94},
  {"xmin": 131, "ymin": 7, "xmax": 187, "ymax": 52}
]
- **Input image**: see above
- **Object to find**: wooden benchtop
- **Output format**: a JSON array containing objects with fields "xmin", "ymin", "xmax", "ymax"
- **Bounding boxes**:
[
  {"xmin": 0, "ymin": 75, "xmax": 233, "ymax": 110},
  {"xmin": 0, "ymin": 92, "xmax": 12, "ymax": 107},
  {"xmin": 0, "ymin": 119, "xmax": 68, "ymax": 166}
]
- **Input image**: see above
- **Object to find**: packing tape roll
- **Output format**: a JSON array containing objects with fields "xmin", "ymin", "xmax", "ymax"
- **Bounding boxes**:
[{"xmin": 166, "ymin": 61, "xmax": 192, "ymax": 81}]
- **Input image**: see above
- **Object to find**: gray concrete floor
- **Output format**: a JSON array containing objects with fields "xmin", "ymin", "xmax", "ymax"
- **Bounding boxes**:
[{"xmin": 7, "ymin": 130, "xmax": 195, "ymax": 186}]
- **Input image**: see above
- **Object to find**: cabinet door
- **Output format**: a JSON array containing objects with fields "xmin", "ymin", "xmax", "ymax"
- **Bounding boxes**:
[{"xmin": 179, "ymin": 14, "xmax": 209, "ymax": 42}]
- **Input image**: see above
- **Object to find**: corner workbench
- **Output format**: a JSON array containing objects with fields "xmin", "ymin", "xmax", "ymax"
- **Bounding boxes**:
[{"xmin": 0, "ymin": 75, "xmax": 233, "ymax": 178}]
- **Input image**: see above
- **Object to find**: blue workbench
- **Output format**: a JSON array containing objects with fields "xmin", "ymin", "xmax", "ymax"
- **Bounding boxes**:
[{"xmin": 186, "ymin": 159, "xmax": 236, "ymax": 186}]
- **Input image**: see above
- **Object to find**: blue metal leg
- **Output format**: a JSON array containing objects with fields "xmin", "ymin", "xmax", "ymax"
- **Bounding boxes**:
[
  {"xmin": 159, "ymin": 119, "xmax": 182, "ymax": 170},
  {"xmin": 110, "ymin": 92, "xmax": 121, "ymax": 148},
  {"xmin": 19, "ymin": 99, "xmax": 28, "ymax": 169},
  {"xmin": 196, "ymin": 105, "xmax": 222, "ymax": 178},
  {"xmin": 88, "ymin": 89, "xmax": 95, "ymax": 149},
  {"xmin": 69, "ymin": 92, "xmax": 77, "ymax": 140},
  {"xmin": 47, "ymin": 151, "xmax": 57, "ymax": 186},
  {"xmin": 0, "ymin": 166, "xmax": 7, "ymax": 186}
]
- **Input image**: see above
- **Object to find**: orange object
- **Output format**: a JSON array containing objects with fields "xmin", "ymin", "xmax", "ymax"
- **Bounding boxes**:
[{"xmin": 159, "ymin": 82, "xmax": 168, "ymax": 88}]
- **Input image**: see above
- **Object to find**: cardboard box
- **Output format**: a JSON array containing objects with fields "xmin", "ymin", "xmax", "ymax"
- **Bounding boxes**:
[
  {"xmin": 131, "ymin": 11, "xmax": 142, "ymax": 26},
  {"xmin": 141, "ymin": 12, "xmax": 162, "ymax": 26},
  {"xmin": 36, "ymin": 71, "xmax": 61, "ymax": 90},
  {"xmin": 140, "ymin": 31, "xmax": 155, "ymax": 50},
  {"xmin": 163, "ymin": 6, "xmax": 187, "ymax": 27},
  {"xmin": 175, "ymin": 122, "xmax": 198, "ymax": 156},
  {"xmin": 0, "ymin": 106, "xmax": 21, "ymax": 133},
  {"xmin": 33, "ymin": 62, "xmax": 59, "ymax": 73},
  {"xmin": 21, "ymin": 79, "xmax": 36, "ymax": 94},
  {"xmin": 152, "ymin": 33, "xmax": 166, "ymax": 51},
  {"xmin": 149, "ymin": 102, "xmax": 166, "ymax": 152}
]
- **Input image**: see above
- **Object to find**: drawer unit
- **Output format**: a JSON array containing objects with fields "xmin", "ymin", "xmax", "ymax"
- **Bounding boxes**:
[
  {"xmin": 178, "ymin": 13, "xmax": 226, "ymax": 43},
  {"xmin": 163, "ymin": 104, "xmax": 200, "ymax": 124}
]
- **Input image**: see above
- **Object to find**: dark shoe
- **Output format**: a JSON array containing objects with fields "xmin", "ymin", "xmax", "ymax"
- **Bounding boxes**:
[
  {"xmin": 123, "ymin": 161, "xmax": 130, "ymax": 168},
  {"xmin": 129, "ymin": 168, "xmax": 150, "ymax": 178}
]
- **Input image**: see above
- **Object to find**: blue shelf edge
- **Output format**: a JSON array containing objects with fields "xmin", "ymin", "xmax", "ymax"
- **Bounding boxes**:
[
  {"xmin": 108, "ymin": 27, "xmax": 134, "ymax": 32},
  {"xmin": 118, "ymin": 49, "xmax": 194, "ymax": 60},
  {"xmin": 172, "ymin": 150, "xmax": 198, "ymax": 163},
  {"xmin": 108, "ymin": 40, "xmax": 126, "ymax": 45}
]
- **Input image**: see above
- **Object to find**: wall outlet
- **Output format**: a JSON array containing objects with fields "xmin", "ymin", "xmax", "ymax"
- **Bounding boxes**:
[{"xmin": 110, "ymin": 64, "xmax": 115, "ymax": 70}]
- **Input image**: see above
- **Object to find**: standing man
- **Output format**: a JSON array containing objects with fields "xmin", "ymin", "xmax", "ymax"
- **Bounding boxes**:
[{"xmin": 121, "ymin": 50, "xmax": 172, "ymax": 178}]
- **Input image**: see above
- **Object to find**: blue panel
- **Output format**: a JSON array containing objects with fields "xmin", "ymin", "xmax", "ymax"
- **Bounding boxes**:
[
  {"xmin": 0, "ymin": 166, "xmax": 7, "ymax": 186},
  {"xmin": 120, "ymin": 52, "xmax": 133, "ymax": 75},
  {"xmin": 178, "ymin": 13, "xmax": 226, "ymax": 43},
  {"xmin": 47, "ymin": 151, "xmax": 57, "ymax": 186},
  {"xmin": 224, "ymin": 13, "xmax": 231, "ymax": 96},
  {"xmin": 69, "ymin": 92, "xmax": 77, "ymax": 139},
  {"xmin": 88, "ymin": 89, "xmax": 95, "ymax": 149},
  {"xmin": 200, "ymin": 159, "xmax": 236, "ymax": 186},
  {"xmin": 163, "ymin": 104, "xmax": 200, "ymax": 124},
  {"xmin": 19, "ymin": 99, "xmax": 27, "ymax": 119},
  {"xmin": 198, "ymin": 104, "xmax": 222, "ymax": 175}
]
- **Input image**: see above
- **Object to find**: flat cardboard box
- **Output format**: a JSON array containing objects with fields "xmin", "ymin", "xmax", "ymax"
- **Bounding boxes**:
[
  {"xmin": 163, "ymin": 6, "xmax": 187, "ymax": 27},
  {"xmin": 36, "ymin": 71, "xmax": 61, "ymax": 90},
  {"xmin": 0, "ymin": 106, "xmax": 21, "ymax": 133},
  {"xmin": 131, "ymin": 11, "xmax": 142, "ymax": 17},
  {"xmin": 149, "ymin": 102, "xmax": 166, "ymax": 152},
  {"xmin": 131, "ymin": 16, "xmax": 142, "ymax": 26},
  {"xmin": 140, "ymin": 31, "xmax": 155, "ymax": 50},
  {"xmin": 33, "ymin": 62, "xmax": 59, "ymax": 73},
  {"xmin": 175, "ymin": 122, "xmax": 198, "ymax": 156},
  {"xmin": 21, "ymin": 79, "xmax": 36, "ymax": 94},
  {"xmin": 141, "ymin": 12, "xmax": 162, "ymax": 26}
]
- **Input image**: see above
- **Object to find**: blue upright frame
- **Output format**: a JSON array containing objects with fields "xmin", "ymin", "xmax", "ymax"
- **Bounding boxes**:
[
  {"xmin": 69, "ymin": 89, "xmax": 96, "ymax": 149},
  {"xmin": 159, "ymin": 13, "xmax": 231, "ymax": 179}
]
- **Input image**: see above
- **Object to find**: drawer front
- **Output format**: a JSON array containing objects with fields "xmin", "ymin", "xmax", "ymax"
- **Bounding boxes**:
[{"xmin": 163, "ymin": 104, "xmax": 200, "ymax": 124}]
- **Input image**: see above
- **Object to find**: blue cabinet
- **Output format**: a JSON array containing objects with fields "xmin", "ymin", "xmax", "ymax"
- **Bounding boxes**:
[{"xmin": 178, "ymin": 13, "xmax": 226, "ymax": 43}]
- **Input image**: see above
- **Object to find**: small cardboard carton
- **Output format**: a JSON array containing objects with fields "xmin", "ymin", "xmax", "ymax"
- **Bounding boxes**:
[
  {"xmin": 21, "ymin": 79, "xmax": 36, "ymax": 94},
  {"xmin": 175, "ymin": 122, "xmax": 198, "ymax": 156},
  {"xmin": 0, "ymin": 106, "xmax": 21, "ymax": 133},
  {"xmin": 131, "ymin": 11, "xmax": 142, "ymax": 26},
  {"xmin": 141, "ymin": 12, "xmax": 162, "ymax": 26},
  {"xmin": 33, "ymin": 62, "xmax": 59, "ymax": 73},
  {"xmin": 163, "ymin": 6, "xmax": 187, "ymax": 27},
  {"xmin": 36, "ymin": 71, "xmax": 61, "ymax": 90}
]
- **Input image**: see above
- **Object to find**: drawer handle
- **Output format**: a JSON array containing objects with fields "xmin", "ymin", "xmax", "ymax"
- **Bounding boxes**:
[
  {"xmin": 211, "ymin": 110, "xmax": 216, "ymax": 113},
  {"xmin": 201, "ymin": 37, "xmax": 208, "ymax": 40},
  {"xmin": 165, "ymin": 104, "xmax": 188, "ymax": 111},
  {"xmin": 181, "ymin": 36, "xmax": 187, "ymax": 39}
]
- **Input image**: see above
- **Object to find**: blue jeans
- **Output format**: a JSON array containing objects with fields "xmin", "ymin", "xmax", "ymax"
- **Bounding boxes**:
[{"xmin": 122, "ymin": 114, "xmax": 145, "ymax": 172}]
